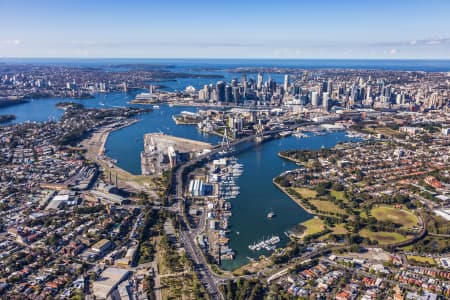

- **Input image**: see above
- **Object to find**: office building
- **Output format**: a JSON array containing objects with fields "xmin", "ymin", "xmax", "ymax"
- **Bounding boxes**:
[
  {"xmin": 216, "ymin": 81, "xmax": 226, "ymax": 102},
  {"xmin": 311, "ymin": 91, "xmax": 319, "ymax": 107}
]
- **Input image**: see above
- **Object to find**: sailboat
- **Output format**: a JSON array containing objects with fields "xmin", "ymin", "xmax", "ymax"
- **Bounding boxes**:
[{"xmin": 267, "ymin": 210, "xmax": 276, "ymax": 219}]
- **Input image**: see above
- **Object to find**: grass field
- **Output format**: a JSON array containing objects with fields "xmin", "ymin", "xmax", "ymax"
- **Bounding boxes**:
[
  {"xmin": 360, "ymin": 210, "xmax": 368, "ymax": 219},
  {"xmin": 401, "ymin": 245, "xmax": 414, "ymax": 252},
  {"xmin": 294, "ymin": 217, "xmax": 326, "ymax": 238},
  {"xmin": 331, "ymin": 223, "xmax": 348, "ymax": 235},
  {"xmin": 310, "ymin": 199, "xmax": 347, "ymax": 215},
  {"xmin": 406, "ymin": 255, "xmax": 436, "ymax": 265},
  {"xmin": 359, "ymin": 229, "xmax": 410, "ymax": 245},
  {"xmin": 371, "ymin": 206, "xmax": 418, "ymax": 229},
  {"xmin": 374, "ymin": 127, "xmax": 403, "ymax": 137},
  {"xmin": 330, "ymin": 189, "xmax": 346, "ymax": 202},
  {"xmin": 363, "ymin": 127, "xmax": 402, "ymax": 137},
  {"xmin": 294, "ymin": 187, "xmax": 318, "ymax": 198},
  {"xmin": 319, "ymin": 223, "xmax": 348, "ymax": 241}
]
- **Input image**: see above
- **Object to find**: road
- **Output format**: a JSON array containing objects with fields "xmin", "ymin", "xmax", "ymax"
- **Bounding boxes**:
[
  {"xmin": 179, "ymin": 228, "xmax": 224, "ymax": 299},
  {"xmin": 166, "ymin": 123, "xmax": 312, "ymax": 299},
  {"xmin": 171, "ymin": 123, "xmax": 311, "ymax": 199}
]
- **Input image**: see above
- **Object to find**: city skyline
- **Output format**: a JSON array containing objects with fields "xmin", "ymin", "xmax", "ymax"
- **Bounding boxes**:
[
  {"xmin": 1, "ymin": 3, "xmax": 450, "ymax": 297},
  {"xmin": 1, "ymin": 0, "xmax": 450, "ymax": 59}
]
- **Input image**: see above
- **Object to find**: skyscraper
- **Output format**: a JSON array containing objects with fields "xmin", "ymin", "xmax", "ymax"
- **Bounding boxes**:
[
  {"xmin": 241, "ymin": 74, "xmax": 247, "ymax": 90},
  {"xmin": 327, "ymin": 80, "xmax": 333, "ymax": 95},
  {"xmin": 311, "ymin": 91, "xmax": 319, "ymax": 107},
  {"xmin": 366, "ymin": 86, "xmax": 371, "ymax": 101},
  {"xmin": 232, "ymin": 86, "xmax": 240, "ymax": 104},
  {"xmin": 322, "ymin": 92, "xmax": 329, "ymax": 111},
  {"xmin": 216, "ymin": 81, "xmax": 226, "ymax": 102},
  {"xmin": 257, "ymin": 73, "xmax": 263, "ymax": 90},
  {"xmin": 225, "ymin": 85, "xmax": 233, "ymax": 103},
  {"xmin": 283, "ymin": 75, "xmax": 289, "ymax": 92}
]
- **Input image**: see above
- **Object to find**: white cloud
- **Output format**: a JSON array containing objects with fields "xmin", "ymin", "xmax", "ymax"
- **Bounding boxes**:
[
  {"xmin": 389, "ymin": 48, "xmax": 397, "ymax": 55},
  {"xmin": 408, "ymin": 37, "xmax": 449, "ymax": 46},
  {"xmin": 425, "ymin": 39, "xmax": 442, "ymax": 45},
  {"xmin": 0, "ymin": 40, "xmax": 21, "ymax": 45}
]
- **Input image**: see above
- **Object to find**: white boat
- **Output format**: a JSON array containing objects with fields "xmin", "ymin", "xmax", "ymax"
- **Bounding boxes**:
[{"xmin": 248, "ymin": 235, "xmax": 280, "ymax": 251}]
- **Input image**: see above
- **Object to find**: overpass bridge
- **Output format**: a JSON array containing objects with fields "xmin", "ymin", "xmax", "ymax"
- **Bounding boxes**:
[{"xmin": 171, "ymin": 123, "xmax": 311, "ymax": 199}]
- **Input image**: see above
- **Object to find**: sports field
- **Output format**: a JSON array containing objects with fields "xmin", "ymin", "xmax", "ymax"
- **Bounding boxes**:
[
  {"xmin": 406, "ymin": 255, "xmax": 436, "ymax": 265},
  {"xmin": 310, "ymin": 199, "xmax": 347, "ymax": 215},
  {"xmin": 371, "ymin": 206, "xmax": 418, "ymax": 229},
  {"xmin": 359, "ymin": 229, "xmax": 410, "ymax": 244},
  {"xmin": 293, "ymin": 187, "xmax": 318, "ymax": 198}
]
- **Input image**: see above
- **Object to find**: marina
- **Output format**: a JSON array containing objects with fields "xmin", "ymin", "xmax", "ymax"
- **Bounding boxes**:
[
  {"xmin": 0, "ymin": 78, "xmax": 360, "ymax": 271},
  {"xmin": 248, "ymin": 235, "xmax": 281, "ymax": 252},
  {"xmin": 214, "ymin": 159, "xmax": 243, "ymax": 201},
  {"xmin": 194, "ymin": 156, "xmax": 245, "ymax": 262}
]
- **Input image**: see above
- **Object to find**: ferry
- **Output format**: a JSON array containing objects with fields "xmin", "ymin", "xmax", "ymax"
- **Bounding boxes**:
[{"xmin": 153, "ymin": 105, "xmax": 160, "ymax": 109}]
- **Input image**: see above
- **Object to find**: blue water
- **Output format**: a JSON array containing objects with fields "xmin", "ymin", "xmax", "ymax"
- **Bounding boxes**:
[
  {"xmin": 2, "ymin": 58, "xmax": 450, "ymax": 72},
  {"xmin": 0, "ymin": 92, "xmax": 356, "ymax": 270},
  {"xmin": 2, "ymin": 58, "xmax": 449, "ymax": 96},
  {"xmin": 0, "ymin": 92, "xmax": 221, "ymax": 173},
  {"xmin": 0, "ymin": 58, "xmax": 428, "ymax": 269},
  {"xmin": 222, "ymin": 131, "xmax": 358, "ymax": 270},
  {"xmin": 105, "ymin": 104, "xmax": 222, "ymax": 173},
  {"xmin": 0, "ymin": 91, "xmax": 142, "ymax": 124}
]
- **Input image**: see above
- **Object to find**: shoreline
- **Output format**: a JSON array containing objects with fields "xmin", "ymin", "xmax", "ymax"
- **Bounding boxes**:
[
  {"xmin": 272, "ymin": 180, "xmax": 317, "ymax": 216},
  {"xmin": 273, "ymin": 167, "xmax": 426, "ymax": 249},
  {"xmin": 277, "ymin": 152, "xmax": 303, "ymax": 165},
  {"xmin": 80, "ymin": 118, "xmax": 155, "ymax": 193},
  {"xmin": 98, "ymin": 119, "xmax": 140, "ymax": 157}
]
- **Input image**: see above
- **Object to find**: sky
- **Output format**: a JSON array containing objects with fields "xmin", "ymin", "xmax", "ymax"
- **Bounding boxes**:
[{"xmin": 0, "ymin": 0, "xmax": 449, "ymax": 59}]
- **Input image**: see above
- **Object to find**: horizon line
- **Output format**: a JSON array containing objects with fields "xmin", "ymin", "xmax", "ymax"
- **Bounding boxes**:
[{"xmin": 1, "ymin": 57, "xmax": 450, "ymax": 61}]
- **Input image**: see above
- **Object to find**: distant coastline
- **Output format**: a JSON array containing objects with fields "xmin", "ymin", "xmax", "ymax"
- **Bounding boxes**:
[{"xmin": 1, "ymin": 58, "xmax": 450, "ymax": 72}]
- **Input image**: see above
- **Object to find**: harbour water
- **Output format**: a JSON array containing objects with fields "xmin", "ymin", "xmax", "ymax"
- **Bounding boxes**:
[
  {"xmin": 0, "ymin": 58, "xmax": 407, "ymax": 269},
  {"xmin": 103, "ymin": 106, "xmax": 358, "ymax": 269},
  {"xmin": 0, "ymin": 93, "xmax": 356, "ymax": 269},
  {"xmin": 221, "ymin": 131, "xmax": 356, "ymax": 270}
]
